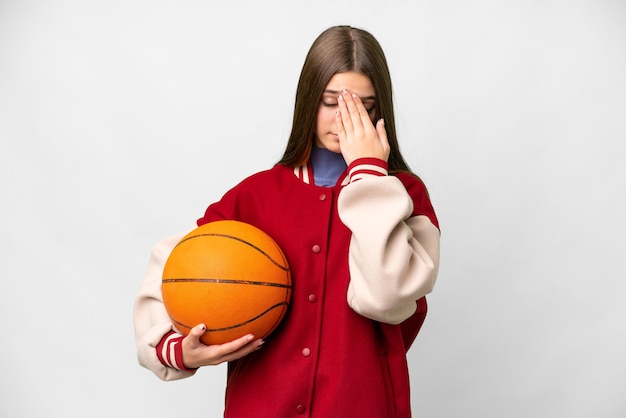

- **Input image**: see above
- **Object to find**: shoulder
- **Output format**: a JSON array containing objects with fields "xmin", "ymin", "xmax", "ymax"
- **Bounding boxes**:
[
  {"xmin": 232, "ymin": 164, "xmax": 293, "ymax": 188},
  {"xmin": 214, "ymin": 165, "xmax": 292, "ymax": 200},
  {"xmin": 198, "ymin": 164, "xmax": 295, "ymax": 225}
]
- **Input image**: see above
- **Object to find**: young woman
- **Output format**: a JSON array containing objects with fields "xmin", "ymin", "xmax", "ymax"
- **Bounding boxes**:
[{"xmin": 134, "ymin": 25, "xmax": 440, "ymax": 417}]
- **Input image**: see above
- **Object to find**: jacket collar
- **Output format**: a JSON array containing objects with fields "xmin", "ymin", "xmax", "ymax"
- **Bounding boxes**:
[{"xmin": 293, "ymin": 161, "xmax": 350, "ymax": 187}]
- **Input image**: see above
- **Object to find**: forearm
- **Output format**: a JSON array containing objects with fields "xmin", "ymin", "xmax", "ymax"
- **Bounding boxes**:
[
  {"xmin": 133, "ymin": 233, "xmax": 196, "ymax": 380},
  {"xmin": 338, "ymin": 160, "xmax": 440, "ymax": 324}
]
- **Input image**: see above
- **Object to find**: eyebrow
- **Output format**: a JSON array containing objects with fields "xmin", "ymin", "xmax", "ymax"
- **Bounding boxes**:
[{"xmin": 323, "ymin": 89, "xmax": 376, "ymax": 100}]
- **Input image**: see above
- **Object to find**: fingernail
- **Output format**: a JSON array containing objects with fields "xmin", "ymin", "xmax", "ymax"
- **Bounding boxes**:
[
  {"xmin": 338, "ymin": 94, "xmax": 343, "ymax": 101},
  {"xmin": 352, "ymin": 93, "xmax": 358, "ymax": 98},
  {"xmin": 247, "ymin": 334, "xmax": 254, "ymax": 342},
  {"xmin": 257, "ymin": 340, "xmax": 265, "ymax": 348}
]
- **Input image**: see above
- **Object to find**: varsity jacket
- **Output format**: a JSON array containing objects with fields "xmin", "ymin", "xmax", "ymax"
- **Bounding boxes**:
[{"xmin": 134, "ymin": 158, "xmax": 440, "ymax": 417}]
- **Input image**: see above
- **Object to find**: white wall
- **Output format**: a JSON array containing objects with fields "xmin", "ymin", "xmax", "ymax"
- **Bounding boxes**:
[{"xmin": 1, "ymin": 1, "xmax": 624, "ymax": 417}]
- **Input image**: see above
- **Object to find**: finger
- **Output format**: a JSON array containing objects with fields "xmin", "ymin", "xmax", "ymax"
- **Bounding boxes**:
[
  {"xmin": 335, "ymin": 110, "xmax": 346, "ymax": 141},
  {"xmin": 350, "ymin": 92, "xmax": 375, "ymax": 129},
  {"xmin": 187, "ymin": 323, "xmax": 206, "ymax": 344},
  {"xmin": 195, "ymin": 334, "xmax": 255, "ymax": 366},
  {"xmin": 376, "ymin": 118, "xmax": 389, "ymax": 148},
  {"xmin": 219, "ymin": 338, "xmax": 265, "ymax": 363},
  {"xmin": 340, "ymin": 90, "xmax": 364, "ymax": 133},
  {"xmin": 212, "ymin": 334, "xmax": 256, "ymax": 356},
  {"xmin": 337, "ymin": 93, "xmax": 354, "ymax": 135},
  {"xmin": 376, "ymin": 119, "xmax": 391, "ymax": 159}
]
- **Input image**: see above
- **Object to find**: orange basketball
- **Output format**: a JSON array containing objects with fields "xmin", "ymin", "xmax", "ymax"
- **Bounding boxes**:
[{"xmin": 162, "ymin": 220, "xmax": 292, "ymax": 345}]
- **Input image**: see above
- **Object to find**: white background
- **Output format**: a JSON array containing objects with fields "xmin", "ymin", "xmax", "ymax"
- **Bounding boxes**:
[{"xmin": 1, "ymin": 1, "xmax": 625, "ymax": 417}]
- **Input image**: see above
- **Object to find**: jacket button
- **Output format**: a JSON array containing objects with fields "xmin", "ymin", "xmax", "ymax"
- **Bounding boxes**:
[
  {"xmin": 318, "ymin": 193, "xmax": 327, "ymax": 201},
  {"xmin": 302, "ymin": 347, "xmax": 311, "ymax": 357},
  {"xmin": 308, "ymin": 294, "xmax": 317, "ymax": 303},
  {"xmin": 296, "ymin": 404, "xmax": 306, "ymax": 414},
  {"xmin": 312, "ymin": 244, "xmax": 321, "ymax": 253}
]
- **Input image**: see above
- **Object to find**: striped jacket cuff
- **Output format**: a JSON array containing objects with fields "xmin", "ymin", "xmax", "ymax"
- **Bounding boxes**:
[
  {"xmin": 156, "ymin": 331, "xmax": 196, "ymax": 371},
  {"xmin": 347, "ymin": 158, "xmax": 388, "ymax": 182}
]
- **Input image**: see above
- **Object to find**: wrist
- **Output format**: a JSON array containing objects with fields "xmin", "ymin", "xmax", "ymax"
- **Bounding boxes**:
[
  {"xmin": 347, "ymin": 158, "xmax": 388, "ymax": 182},
  {"xmin": 156, "ymin": 331, "xmax": 197, "ymax": 372}
]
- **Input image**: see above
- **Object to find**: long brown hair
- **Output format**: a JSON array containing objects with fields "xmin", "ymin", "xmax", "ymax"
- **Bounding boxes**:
[{"xmin": 278, "ymin": 25, "xmax": 412, "ymax": 174}]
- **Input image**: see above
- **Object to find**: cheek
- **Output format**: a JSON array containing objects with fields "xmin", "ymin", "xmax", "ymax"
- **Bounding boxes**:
[
  {"xmin": 315, "ymin": 108, "xmax": 334, "ymax": 130},
  {"xmin": 320, "ymin": 108, "xmax": 337, "ymax": 125}
]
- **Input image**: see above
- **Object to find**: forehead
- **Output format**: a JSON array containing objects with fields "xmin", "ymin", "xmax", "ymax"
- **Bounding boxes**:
[{"xmin": 324, "ymin": 72, "xmax": 375, "ymax": 97}]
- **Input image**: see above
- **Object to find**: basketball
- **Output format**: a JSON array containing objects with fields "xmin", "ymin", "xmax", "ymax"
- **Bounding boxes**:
[{"xmin": 161, "ymin": 220, "xmax": 292, "ymax": 345}]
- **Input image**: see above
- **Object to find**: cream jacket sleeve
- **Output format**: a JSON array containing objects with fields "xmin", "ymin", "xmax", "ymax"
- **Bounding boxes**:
[
  {"xmin": 133, "ymin": 232, "xmax": 195, "ymax": 381},
  {"xmin": 338, "ymin": 174, "xmax": 440, "ymax": 325}
]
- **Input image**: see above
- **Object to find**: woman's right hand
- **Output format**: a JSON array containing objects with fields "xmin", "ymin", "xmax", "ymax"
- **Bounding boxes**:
[{"xmin": 181, "ymin": 324, "xmax": 264, "ymax": 369}]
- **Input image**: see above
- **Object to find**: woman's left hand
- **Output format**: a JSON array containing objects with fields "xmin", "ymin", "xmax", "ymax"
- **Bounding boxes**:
[{"xmin": 335, "ymin": 89, "xmax": 390, "ymax": 166}]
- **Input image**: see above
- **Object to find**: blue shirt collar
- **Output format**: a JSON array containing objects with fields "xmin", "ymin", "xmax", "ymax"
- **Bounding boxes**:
[{"xmin": 310, "ymin": 146, "xmax": 347, "ymax": 187}]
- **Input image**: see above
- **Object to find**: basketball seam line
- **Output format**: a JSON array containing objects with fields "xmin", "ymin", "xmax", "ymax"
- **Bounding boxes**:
[
  {"xmin": 172, "ymin": 302, "xmax": 290, "ymax": 332},
  {"xmin": 162, "ymin": 278, "xmax": 292, "ymax": 289},
  {"xmin": 177, "ymin": 233, "xmax": 290, "ymax": 272}
]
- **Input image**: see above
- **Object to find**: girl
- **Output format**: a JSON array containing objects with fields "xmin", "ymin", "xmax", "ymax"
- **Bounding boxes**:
[{"xmin": 134, "ymin": 25, "xmax": 440, "ymax": 417}]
